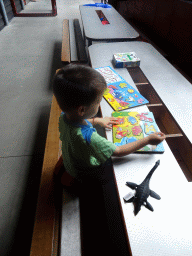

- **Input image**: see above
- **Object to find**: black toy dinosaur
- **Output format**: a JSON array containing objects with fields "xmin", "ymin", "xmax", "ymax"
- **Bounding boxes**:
[{"xmin": 125, "ymin": 160, "xmax": 161, "ymax": 215}]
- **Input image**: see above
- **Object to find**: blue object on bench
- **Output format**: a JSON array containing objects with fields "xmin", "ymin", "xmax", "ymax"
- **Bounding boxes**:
[{"xmin": 83, "ymin": 3, "xmax": 112, "ymax": 8}]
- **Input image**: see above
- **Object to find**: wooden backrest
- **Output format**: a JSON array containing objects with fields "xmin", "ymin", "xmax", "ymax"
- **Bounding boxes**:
[
  {"xmin": 61, "ymin": 19, "xmax": 71, "ymax": 64},
  {"xmin": 30, "ymin": 95, "xmax": 62, "ymax": 256},
  {"xmin": 73, "ymin": 19, "xmax": 88, "ymax": 63}
]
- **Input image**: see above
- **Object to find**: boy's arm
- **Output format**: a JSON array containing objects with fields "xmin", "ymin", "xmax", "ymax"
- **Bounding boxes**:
[
  {"xmin": 87, "ymin": 117, "xmax": 118, "ymax": 129},
  {"xmin": 113, "ymin": 132, "xmax": 166, "ymax": 157}
]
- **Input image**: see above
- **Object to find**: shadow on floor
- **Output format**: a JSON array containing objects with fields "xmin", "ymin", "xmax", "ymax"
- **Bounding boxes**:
[{"xmin": 9, "ymin": 106, "xmax": 51, "ymax": 256}]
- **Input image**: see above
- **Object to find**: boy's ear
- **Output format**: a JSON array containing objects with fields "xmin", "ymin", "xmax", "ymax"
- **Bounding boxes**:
[{"xmin": 77, "ymin": 106, "xmax": 86, "ymax": 117}]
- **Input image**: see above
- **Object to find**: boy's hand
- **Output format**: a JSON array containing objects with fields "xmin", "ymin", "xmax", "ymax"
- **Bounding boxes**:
[
  {"xmin": 147, "ymin": 132, "xmax": 166, "ymax": 145},
  {"xmin": 95, "ymin": 117, "xmax": 118, "ymax": 129},
  {"xmin": 113, "ymin": 131, "xmax": 166, "ymax": 157}
]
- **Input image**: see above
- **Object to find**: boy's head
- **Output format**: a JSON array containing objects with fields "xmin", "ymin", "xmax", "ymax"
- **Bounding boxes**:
[{"xmin": 53, "ymin": 64, "xmax": 107, "ymax": 116}]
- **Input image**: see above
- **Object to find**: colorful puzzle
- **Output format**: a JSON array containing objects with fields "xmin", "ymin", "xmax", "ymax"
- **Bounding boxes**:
[
  {"xmin": 112, "ymin": 111, "xmax": 164, "ymax": 153},
  {"xmin": 96, "ymin": 66, "xmax": 149, "ymax": 111}
]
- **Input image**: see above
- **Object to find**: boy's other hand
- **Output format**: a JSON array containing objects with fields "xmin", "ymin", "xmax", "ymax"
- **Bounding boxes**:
[
  {"xmin": 96, "ymin": 117, "xmax": 118, "ymax": 129},
  {"xmin": 148, "ymin": 132, "xmax": 166, "ymax": 145}
]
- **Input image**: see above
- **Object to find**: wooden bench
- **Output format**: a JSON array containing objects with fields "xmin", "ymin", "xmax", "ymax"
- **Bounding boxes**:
[
  {"xmin": 30, "ymin": 95, "xmax": 82, "ymax": 256},
  {"xmin": 61, "ymin": 19, "xmax": 88, "ymax": 64},
  {"xmin": 61, "ymin": 20, "xmax": 71, "ymax": 64},
  {"xmin": 29, "ymin": 98, "xmax": 123, "ymax": 256},
  {"xmin": 73, "ymin": 19, "xmax": 88, "ymax": 63},
  {"xmin": 30, "ymin": 18, "xmax": 88, "ymax": 254},
  {"xmin": 30, "ymin": 95, "xmax": 63, "ymax": 256}
]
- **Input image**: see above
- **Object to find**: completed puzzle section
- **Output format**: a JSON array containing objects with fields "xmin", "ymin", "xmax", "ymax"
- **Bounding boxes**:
[
  {"xmin": 112, "ymin": 111, "xmax": 164, "ymax": 153},
  {"xmin": 96, "ymin": 66, "xmax": 149, "ymax": 111}
]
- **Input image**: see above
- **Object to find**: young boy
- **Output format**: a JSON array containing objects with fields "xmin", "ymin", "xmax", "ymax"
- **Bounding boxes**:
[{"xmin": 53, "ymin": 64, "xmax": 166, "ymax": 184}]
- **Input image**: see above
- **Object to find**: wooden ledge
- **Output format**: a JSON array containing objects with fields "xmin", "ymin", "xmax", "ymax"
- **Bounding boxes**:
[
  {"xmin": 166, "ymin": 134, "xmax": 183, "ymax": 138},
  {"xmin": 147, "ymin": 103, "xmax": 163, "ymax": 107},
  {"xmin": 61, "ymin": 19, "xmax": 71, "ymax": 64},
  {"xmin": 30, "ymin": 96, "xmax": 62, "ymax": 256}
]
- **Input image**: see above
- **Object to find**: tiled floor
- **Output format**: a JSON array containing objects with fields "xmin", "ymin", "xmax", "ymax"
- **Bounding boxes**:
[{"xmin": 0, "ymin": 0, "xmax": 93, "ymax": 255}]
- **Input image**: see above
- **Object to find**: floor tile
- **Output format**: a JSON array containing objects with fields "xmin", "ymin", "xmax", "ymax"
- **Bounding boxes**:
[
  {"xmin": 0, "ymin": 155, "xmax": 43, "ymax": 255},
  {"xmin": 0, "ymin": 90, "xmax": 52, "ymax": 157}
]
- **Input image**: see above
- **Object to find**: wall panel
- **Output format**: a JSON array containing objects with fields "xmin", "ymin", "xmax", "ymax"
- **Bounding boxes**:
[
  {"xmin": 152, "ymin": 0, "xmax": 174, "ymax": 39},
  {"xmin": 167, "ymin": 0, "xmax": 192, "ymax": 63},
  {"xmin": 114, "ymin": 0, "xmax": 192, "ymax": 77}
]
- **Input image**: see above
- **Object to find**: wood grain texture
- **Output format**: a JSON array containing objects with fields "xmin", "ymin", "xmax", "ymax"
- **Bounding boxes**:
[
  {"xmin": 30, "ymin": 96, "xmax": 61, "ymax": 256},
  {"xmin": 61, "ymin": 19, "xmax": 71, "ymax": 64}
]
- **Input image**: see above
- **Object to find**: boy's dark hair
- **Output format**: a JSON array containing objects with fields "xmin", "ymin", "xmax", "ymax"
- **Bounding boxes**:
[{"xmin": 53, "ymin": 64, "xmax": 107, "ymax": 112}]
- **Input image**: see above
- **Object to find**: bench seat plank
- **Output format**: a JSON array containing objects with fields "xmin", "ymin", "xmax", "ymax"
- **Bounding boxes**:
[{"xmin": 60, "ymin": 190, "xmax": 81, "ymax": 256}]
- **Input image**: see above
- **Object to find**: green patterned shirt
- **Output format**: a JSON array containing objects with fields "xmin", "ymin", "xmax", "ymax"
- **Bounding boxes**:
[{"xmin": 59, "ymin": 114, "xmax": 116, "ymax": 179}]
